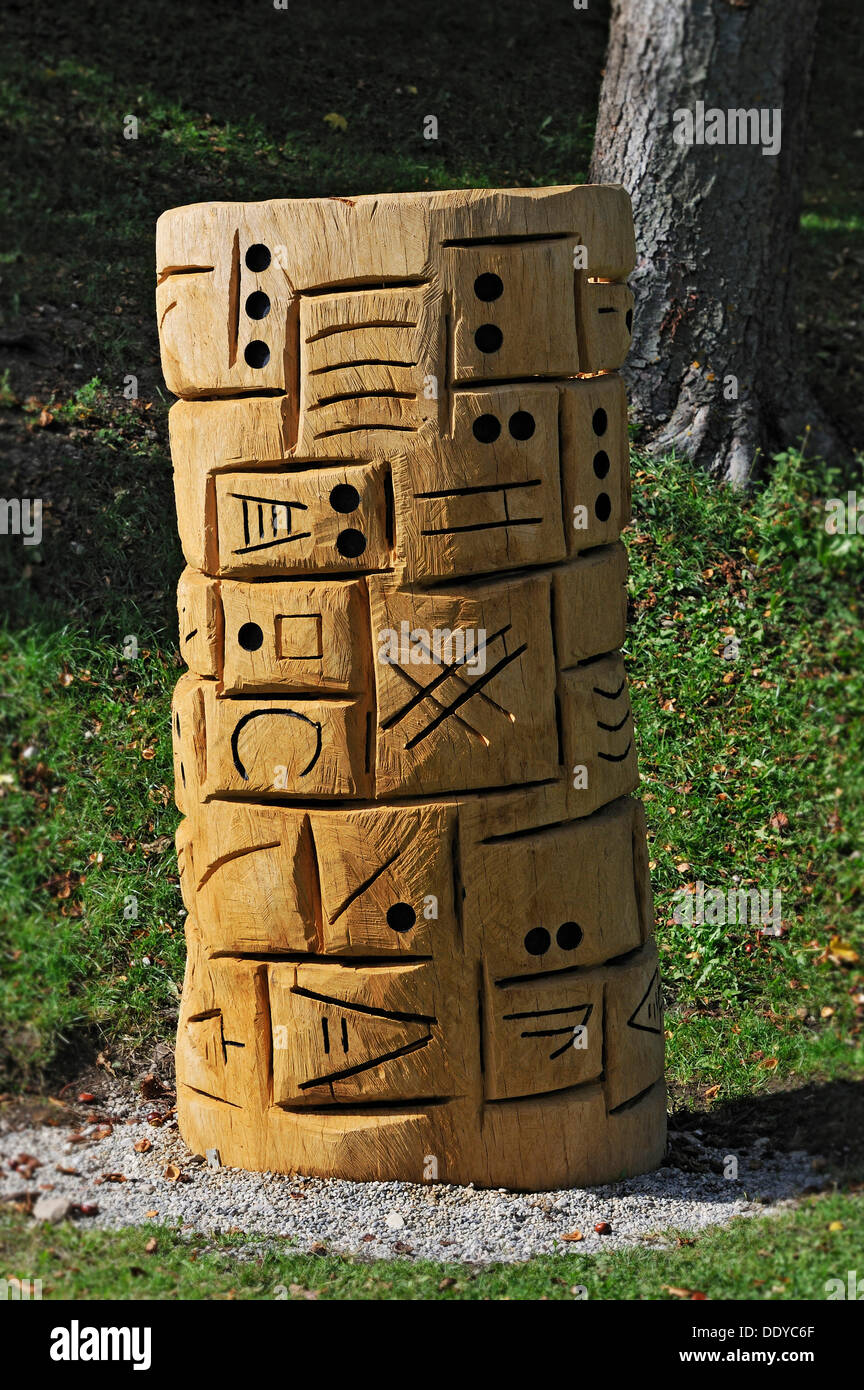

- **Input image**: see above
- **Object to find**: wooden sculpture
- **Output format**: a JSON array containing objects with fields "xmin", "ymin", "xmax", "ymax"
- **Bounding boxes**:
[{"xmin": 157, "ymin": 187, "xmax": 666, "ymax": 1189}]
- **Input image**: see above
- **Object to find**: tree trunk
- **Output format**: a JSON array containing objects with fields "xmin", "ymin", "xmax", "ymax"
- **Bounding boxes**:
[{"xmin": 590, "ymin": 0, "xmax": 842, "ymax": 484}]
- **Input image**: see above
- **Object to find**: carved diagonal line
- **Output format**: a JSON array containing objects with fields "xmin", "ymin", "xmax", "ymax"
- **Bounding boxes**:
[
  {"xmin": 517, "ymin": 1003, "xmax": 594, "ymax": 1061},
  {"xmin": 328, "ymin": 846, "xmax": 403, "ymax": 924},
  {"xmin": 405, "ymin": 643, "xmax": 528, "ymax": 750},
  {"xmin": 381, "ymin": 625, "xmax": 511, "ymax": 730},
  {"xmin": 389, "ymin": 662, "xmax": 488, "ymax": 745},
  {"xmin": 408, "ymin": 631, "xmax": 513, "ymax": 719},
  {"xmin": 596, "ymin": 711, "xmax": 630, "ymax": 733},
  {"xmin": 298, "ymin": 1034, "xmax": 432, "ymax": 1090},
  {"xmin": 290, "ymin": 985, "xmax": 435, "ymax": 1026}
]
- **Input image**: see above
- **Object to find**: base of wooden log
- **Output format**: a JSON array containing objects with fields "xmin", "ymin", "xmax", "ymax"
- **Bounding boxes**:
[
  {"xmin": 174, "ymin": 792, "xmax": 667, "ymax": 1189},
  {"xmin": 177, "ymin": 1077, "xmax": 666, "ymax": 1191}
]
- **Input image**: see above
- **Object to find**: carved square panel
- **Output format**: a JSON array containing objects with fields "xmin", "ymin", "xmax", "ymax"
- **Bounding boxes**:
[
  {"xmin": 369, "ymin": 572, "xmax": 559, "ymax": 795},
  {"xmin": 213, "ymin": 462, "xmax": 391, "ymax": 577},
  {"xmin": 445, "ymin": 240, "xmax": 580, "ymax": 381},
  {"xmin": 483, "ymin": 971, "xmax": 604, "ymax": 1100}
]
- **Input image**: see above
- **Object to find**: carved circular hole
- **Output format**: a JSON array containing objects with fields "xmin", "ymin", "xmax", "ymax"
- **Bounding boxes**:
[
  {"xmin": 592, "ymin": 407, "xmax": 608, "ymax": 436},
  {"xmin": 472, "ymin": 413, "xmax": 501, "ymax": 443},
  {"xmin": 593, "ymin": 450, "xmax": 610, "ymax": 479},
  {"xmin": 329, "ymin": 483, "xmax": 360, "ymax": 513},
  {"xmin": 626, "ymin": 308, "xmax": 633, "ymax": 333},
  {"xmin": 474, "ymin": 323, "xmax": 503, "ymax": 354},
  {"xmin": 556, "ymin": 921, "xmax": 583, "ymax": 951},
  {"xmin": 245, "ymin": 243, "xmax": 271, "ymax": 272},
  {"xmin": 524, "ymin": 927, "xmax": 551, "ymax": 956},
  {"xmin": 473, "ymin": 272, "xmax": 504, "ymax": 302},
  {"xmin": 387, "ymin": 902, "xmax": 416, "ymax": 933},
  {"xmin": 336, "ymin": 527, "xmax": 367, "ymax": 558},
  {"xmin": 244, "ymin": 340, "xmax": 270, "ymax": 369},
  {"xmin": 245, "ymin": 291, "xmax": 271, "ymax": 320},
  {"xmin": 594, "ymin": 492, "xmax": 612, "ymax": 522},
  {"xmin": 237, "ymin": 622, "xmax": 264, "ymax": 652},
  {"xmin": 508, "ymin": 410, "xmax": 535, "ymax": 440}
]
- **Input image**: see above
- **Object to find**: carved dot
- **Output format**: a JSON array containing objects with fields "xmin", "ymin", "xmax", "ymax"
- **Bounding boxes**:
[
  {"xmin": 524, "ymin": 927, "xmax": 551, "ymax": 956},
  {"xmin": 245, "ymin": 243, "xmax": 271, "ymax": 272},
  {"xmin": 626, "ymin": 308, "xmax": 633, "ymax": 333},
  {"xmin": 244, "ymin": 340, "xmax": 270, "ymax": 369},
  {"xmin": 508, "ymin": 410, "xmax": 535, "ymax": 440},
  {"xmin": 387, "ymin": 902, "xmax": 416, "ymax": 933},
  {"xmin": 473, "ymin": 272, "xmax": 504, "ymax": 302},
  {"xmin": 329, "ymin": 483, "xmax": 360, "ymax": 513},
  {"xmin": 237, "ymin": 622, "xmax": 264, "ymax": 652},
  {"xmin": 474, "ymin": 323, "xmax": 503, "ymax": 354},
  {"xmin": 336, "ymin": 527, "xmax": 367, "ymax": 558},
  {"xmin": 556, "ymin": 921, "xmax": 583, "ymax": 951},
  {"xmin": 592, "ymin": 407, "xmax": 608, "ymax": 436},
  {"xmin": 593, "ymin": 450, "xmax": 610, "ymax": 479},
  {"xmin": 245, "ymin": 291, "xmax": 271, "ymax": 320},
  {"xmin": 472, "ymin": 413, "xmax": 501, "ymax": 443},
  {"xmin": 595, "ymin": 492, "xmax": 612, "ymax": 522}
]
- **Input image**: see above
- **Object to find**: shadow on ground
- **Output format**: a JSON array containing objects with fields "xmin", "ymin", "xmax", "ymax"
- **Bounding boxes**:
[{"xmin": 671, "ymin": 1079, "xmax": 864, "ymax": 1181}]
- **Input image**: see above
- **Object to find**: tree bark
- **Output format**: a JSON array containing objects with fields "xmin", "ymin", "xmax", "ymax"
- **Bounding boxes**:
[{"xmin": 590, "ymin": 0, "xmax": 842, "ymax": 484}]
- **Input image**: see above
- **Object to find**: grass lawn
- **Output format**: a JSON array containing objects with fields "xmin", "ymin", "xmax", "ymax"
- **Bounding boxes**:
[
  {"xmin": 1, "ymin": 429, "xmax": 862, "ymax": 1099},
  {"xmin": 2, "ymin": 1191, "xmax": 862, "ymax": 1301},
  {"xmin": 1, "ymin": 0, "xmax": 863, "ymax": 1302}
]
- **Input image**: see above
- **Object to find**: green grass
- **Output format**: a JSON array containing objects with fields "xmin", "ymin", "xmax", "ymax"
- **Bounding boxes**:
[
  {"xmin": 1, "ymin": 426, "xmax": 863, "ymax": 1093},
  {"xmin": 627, "ymin": 447, "xmax": 864, "ymax": 1099},
  {"xmin": 1, "ymin": 1191, "xmax": 861, "ymax": 1300}
]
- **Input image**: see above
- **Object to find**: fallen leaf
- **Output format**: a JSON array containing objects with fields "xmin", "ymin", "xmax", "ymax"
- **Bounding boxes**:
[
  {"xmin": 561, "ymin": 1230, "xmax": 583, "ymax": 1242},
  {"xmin": 140, "ymin": 1074, "xmax": 167, "ymax": 1099},
  {"xmin": 828, "ymin": 937, "xmax": 860, "ymax": 966}
]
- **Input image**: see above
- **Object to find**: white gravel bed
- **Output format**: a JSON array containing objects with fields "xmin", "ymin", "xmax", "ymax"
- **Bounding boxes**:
[{"xmin": 0, "ymin": 1095, "xmax": 820, "ymax": 1265}]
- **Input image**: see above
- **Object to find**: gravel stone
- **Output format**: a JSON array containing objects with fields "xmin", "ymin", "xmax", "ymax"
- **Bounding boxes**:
[
  {"xmin": 0, "ymin": 1090, "xmax": 820, "ymax": 1264},
  {"xmin": 32, "ymin": 1195, "xmax": 74, "ymax": 1223}
]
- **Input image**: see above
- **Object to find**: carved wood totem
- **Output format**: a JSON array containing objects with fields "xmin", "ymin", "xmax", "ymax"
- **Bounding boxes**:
[{"xmin": 157, "ymin": 187, "xmax": 666, "ymax": 1189}]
